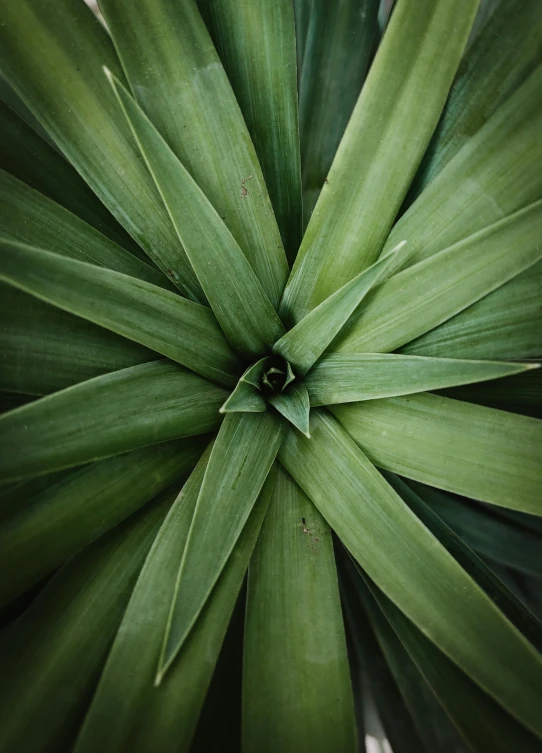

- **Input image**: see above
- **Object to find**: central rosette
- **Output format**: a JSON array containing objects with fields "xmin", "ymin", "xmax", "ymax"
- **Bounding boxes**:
[{"xmin": 258, "ymin": 356, "xmax": 296, "ymax": 395}]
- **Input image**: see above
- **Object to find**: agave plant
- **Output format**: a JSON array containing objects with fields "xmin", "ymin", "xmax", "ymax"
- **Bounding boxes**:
[{"xmin": 0, "ymin": 0, "xmax": 541, "ymax": 750}]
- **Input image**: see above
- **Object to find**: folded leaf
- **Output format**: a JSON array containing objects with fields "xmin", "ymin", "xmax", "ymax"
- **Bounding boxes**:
[
  {"xmin": 0, "ymin": 239, "xmax": 239, "ymax": 386},
  {"xmin": 74, "ymin": 451, "xmax": 274, "ymax": 753},
  {"xmin": 0, "ymin": 361, "xmax": 226, "ymax": 482},
  {"xmin": 198, "ymin": 0, "xmax": 302, "ymax": 262},
  {"xmin": 333, "ymin": 394, "xmax": 542, "ymax": 513},
  {"xmin": 0, "ymin": 169, "xmax": 169, "ymax": 289},
  {"xmin": 274, "ymin": 243, "xmax": 409, "ymax": 375},
  {"xmin": 280, "ymin": 0, "xmax": 478, "ymax": 323},
  {"xmin": 410, "ymin": 0, "xmax": 542, "ymax": 199},
  {"xmin": 0, "ymin": 490, "xmax": 173, "ymax": 753},
  {"xmin": 279, "ymin": 410, "xmax": 542, "ymax": 738},
  {"xmin": 334, "ymin": 200, "xmax": 542, "ymax": 354},
  {"xmin": 383, "ymin": 64, "xmax": 542, "ymax": 268},
  {"xmin": 0, "ymin": 438, "xmax": 205, "ymax": 606},
  {"xmin": 0, "ymin": 100, "xmax": 143, "ymax": 257},
  {"xmin": 99, "ymin": 0, "xmax": 288, "ymax": 308},
  {"xmin": 268, "ymin": 383, "xmax": 311, "ymax": 438},
  {"xmin": 306, "ymin": 353, "xmax": 533, "ymax": 406},
  {"xmin": 0, "ymin": 284, "xmax": 156, "ymax": 396},
  {"xmin": 0, "ymin": 0, "xmax": 203, "ymax": 298},
  {"xmin": 403, "ymin": 261, "xmax": 542, "ymax": 360},
  {"xmin": 157, "ymin": 411, "xmax": 286, "ymax": 679},
  {"xmin": 243, "ymin": 466, "xmax": 356, "ymax": 753},
  {"xmin": 220, "ymin": 379, "xmax": 267, "ymax": 414}
]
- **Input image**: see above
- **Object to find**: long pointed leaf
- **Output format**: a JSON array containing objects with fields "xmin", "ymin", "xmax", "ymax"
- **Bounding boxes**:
[
  {"xmin": 0, "ymin": 361, "xmax": 226, "ymax": 482},
  {"xmin": 279, "ymin": 410, "xmax": 542, "ymax": 738},
  {"xmin": 280, "ymin": 0, "xmax": 478, "ymax": 323},
  {"xmin": 99, "ymin": 0, "xmax": 288, "ymax": 307},
  {"xmin": 0, "ymin": 438, "xmax": 204, "ymax": 606},
  {"xmin": 198, "ymin": 0, "xmax": 302, "ymax": 262},
  {"xmin": 0, "ymin": 284, "xmax": 156, "ymax": 396},
  {"xmin": 0, "ymin": 239, "xmax": 239, "ymax": 386},
  {"xmin": 0, "ymin": 100, "xmax": 143, "ymax": 257},
  {"xmin": 74, "ymin": 451, "xmax": 274, "ymax": 753},
  {"xmin": 268, "ymin": 383, "xmax": 311, "ymax": 437},
  {"xmin": 334, "ymin": 200, "xmax": 542, "ymax": 354},
  {"xmin": 332, "ymin": 394, "xmax": 542, "ymax": 513},
  {"xmin": 274, "ymin": 243, "xmax": 409, "ymax": 375},
  {"xmin": 0, "ymin": 491, "xmax": 173, "ymax": 753},
  {"xmin": 306, "ymin": 354, "xmax": 533, "ymax": 406},
  {"xmin": 157, "ymin": 411, "xmax": 285, "ymax": 679},
  {"xmin": 106, "ymin": 73, "xmax": 285, "ymax": 359},
  {"xmin": 0, "ymin": 0, "xmax": 203, "ymax": 299},
  {"xmin": 243, "ymin": 466, "xmax": 356, "ymax": 753}
]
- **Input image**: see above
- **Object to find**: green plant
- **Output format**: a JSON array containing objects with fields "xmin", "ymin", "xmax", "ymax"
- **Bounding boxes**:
[{"xmin": 0, "ymin": 0, "xmax": 541, "ymax": 750}]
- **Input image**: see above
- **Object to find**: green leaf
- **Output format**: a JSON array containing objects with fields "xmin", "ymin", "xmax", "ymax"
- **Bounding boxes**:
[
  {"xmin": 220, "ymin": 379, "xmax": 267, "ymax": 414},
  {"xmin": 333, "ymin": 200, "xmax": 542, "ymax": 354},
  {"xmin": 359, "ymin": 571, "xmax": 542, "ymax": 753},
  {"xmin": 0, "ymin": 238, "xmax": 239, "ymax": 386},
  {"xmin": 0, "ymin": 438, "xmax": 205, "ymax": 607},
  {"xmin": 292, "ymin": 0, "xmax": 311, "ymax": 74},
  {"xmin": 243, "ymin": 466, "xmax": 356, "ymax": 753},
  {"xmin": 298, "ymin": 0, "xmax": 380, "ymax": 222},
  {"xmin": 403, "ymin": 262, "xmax": 542, "ymax": 360},
  {"xmin": 274, "ymin": 243, "xmax": 410, "ymax": 375},
  {"xmin": 306, "ymin": 354, "xmax": 534, "ymax": 406},
  {"xmin": 198, "ymin": 0, "xmax": 302, "ymax": 263},
  {"xmin": 382, "ymin": 64, "xmax": 542, "ymax": 268},
  {"xmin": 332, "ymin": 393, "xmax": 542, "ymax": 513},
  {"xmin": 410, "ymin": 0, "xmax": 542, "ymax": 199},
  {"xmin": 0, "ymin": 100, "xmax": 144, "ymax": 258},
  {"xmin": 384, "ymin": 472, "xmax": 542, "ymax": 653},
  {"xmin": 99, "ymin": 0, "xmax": 288, "ymax": 308},
  {"xmin": 0, "ymin": 490, "xmax": 173, "ymax": 753},
  {"xmin": 341, "ymin": 578, "xmax": 426, "ymax": 753},
  {"xmin": 409, "ymin": 482, "xmax": 542, "ymax": 580},
  {"xmin": 106, "ymin": 73, "xmax": 285, "ymax": 359},
  {"xmin": 279, "ymin": 410, "xmax": 542, "ymax": 738},
  {"xmin": 157, "ymin": 411, "xmax": 286, "ymax": 680},
  {"xmin": 268, "ymin": 383, "xmax": 311, "ymax": 438},
  {"xmin": 280, "ymin": 0, "xmax": 478, "ymax": 323},
  {"xmin": 343, "ymin": 560, "xmax": 467, "ymax": 753},
  {"xmin": 0, "ymin": 284, "xmax": 156, "ymax": 396},
  {"xmin": 74, "ymin": 451, "xmax": 274, "ymax": 753},
  {"xmin": 0, "ymin": 168, "xmax": 169, "ymax": 289},
  {"xmin": 0, "ymin": 361, "xmax": 226, "ymax": 482},
  {"xmin": 0, "ymin": 0, "xmax": 203, "ymax": 299}
]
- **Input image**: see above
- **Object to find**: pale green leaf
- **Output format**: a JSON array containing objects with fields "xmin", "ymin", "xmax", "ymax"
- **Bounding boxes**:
[
  {"xmin": 306, "ymin": 354, "xmax": 534, "ymax": 406},
  {"xmin": 0, "ymin": 0, "xmax": 203, "ymax": 298},
  {"xmin": 332, "ymin": 394, "xmax": 542, "ymax": 513},
  {"xmin": 0, "ymin": 100, "xmax": 143, "ymax": 257},
  {"xmin": 0, "ymin": 284, "xmax": 156, "ymax": 396},
  {"xmin": 280, "ymin": 0, "xmax": 478, "ymax": 323},
  {"xmin": 243, "ymin": 466, "xmax": 356, "ymax": 753},
  {"xmin": 403, "ymin": 262, "xmax": 542, "ymax": 360},
  {"xmin": 0, "ymin": 438, "xmax": 204, "ymax": 606},
  {"xmin": 0, "ymin": 238, "xmax": 239, "ymax": 386},
  {"xmin": 410, "ymin": 0, "xmax": 542, "ymax": 199},
  {"xmin": 99, "ymin": 0, "xmax": 288, "ymax": 307},
  {"xmin": 298, "ymin": 0, "xmax": 379, "ymax": 222},
  {"xmin": 220, "ymin": 379, "xmax": 267, "ymax": 414},
  {"xmin": 274, "ymin": 243, "xmax": 409, "ymax": 375},
  {"xmin": 106, "ymin": 73, "xmax": 285, "ymax": 359},
  {"xmin": 0, "ymin": 491, "xmax": 173, "ymax": 753},
  {"xmin": 157, "ymin": 411, "xmax": 285, "ymax": 679},
  {"xmin": 198, "ymin": 0, "xmax": 302, "ymax": 262},
  {"xmin": 382, "ymin": 64, "xmax": 542, "ymax": 268},
  {"xmin": 0, "ymin": 361, "xmax": 226, "ymax": 482},
  {"xmin": 0, "ymin": 168, "xmax": 169, "ymax": 289},
  {"xmin": 279, "ymin": 410, "xmax": 542, "ymax": 738},
  {"xmin": 74, "ymin": 451, "xmax": 274, "ymax": 753},
  {"xmin": 268, "ymin": 383, "xmax": 311, "ymax": 437},
  {"xmin": 333, "ymin": 200, "xmax": 542, "ymax": 354}
]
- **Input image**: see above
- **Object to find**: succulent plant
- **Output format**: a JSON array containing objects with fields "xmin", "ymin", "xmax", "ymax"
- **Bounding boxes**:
[{"xmin": 0, "ymin": 0, "xmax": 541, "ymax": 751}]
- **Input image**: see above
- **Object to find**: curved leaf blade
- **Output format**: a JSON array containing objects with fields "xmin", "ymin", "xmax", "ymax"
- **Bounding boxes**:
[{"xmin": 268, "ymin": 383, "xmax": 311, "ymax": 438}]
